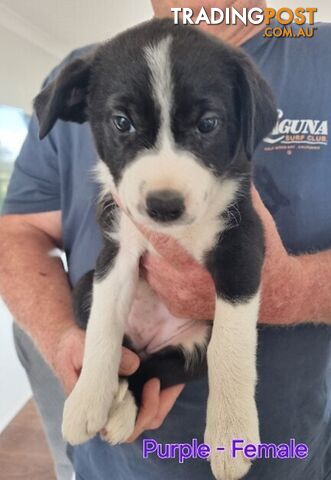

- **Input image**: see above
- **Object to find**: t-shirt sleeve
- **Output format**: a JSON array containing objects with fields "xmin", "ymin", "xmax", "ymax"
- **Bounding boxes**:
[{"xmin": 2, "ymin": 112, "xmax": 61, "ymax": 215}]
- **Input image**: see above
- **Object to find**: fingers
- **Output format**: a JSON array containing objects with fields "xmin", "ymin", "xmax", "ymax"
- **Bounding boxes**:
[
  {"xmin": 126, "ymin": 378, "xmax": 161, "ymax": 442},
  {"xmin": 149, "ymin": 384, "xmax": 185, "ymax": 429},
  {"xmin": 62, "ymin": 366, "xmax": 79, "ymax": 394},
  {"xmin": 126, "ymin": 381, "xmax": 185, "ymax": 442},
  {"xmin": 119, "ymin": 347, "xmax": 140, "ymax": 376},
  {"xmin": 55, "ymin": 327, "xmax": 85, "ymax": 394},
  {"xmin": 62, "ymin": 342, "xmax": 139, "ymax": 395}
]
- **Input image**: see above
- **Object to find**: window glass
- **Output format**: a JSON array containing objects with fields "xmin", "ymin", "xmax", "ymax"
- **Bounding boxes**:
[{"xmin": 0, "ymin": 105, "xmax": 29, "ymax": 210}]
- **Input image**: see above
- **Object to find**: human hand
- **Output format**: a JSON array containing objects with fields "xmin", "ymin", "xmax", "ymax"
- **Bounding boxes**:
[
  {"xmin": 140, "ymin": 187, "xmax": 301, "ymax": 324},
  {"xmin": 251, "ymin": 188, "xmax": 304, "ymax": 324},
  {"xmin": 126, "ymin": 380, "xmax": 184, "ymax": 442},
  {"xmin": 140, "ymin": 229, "xmax": 216, "ymax": 320},
  {"xmin": 54, "ymin": 325, "xmax": 184, "ymax": 438},
  {"xmin": 53, "ymin": 324, "xmax": 140, "ymax": 394}
]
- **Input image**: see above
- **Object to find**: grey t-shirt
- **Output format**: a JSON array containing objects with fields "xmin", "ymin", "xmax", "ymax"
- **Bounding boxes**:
[{"xmin": 3, "ymin": 23, "xmax": 331, "ymax": 480}]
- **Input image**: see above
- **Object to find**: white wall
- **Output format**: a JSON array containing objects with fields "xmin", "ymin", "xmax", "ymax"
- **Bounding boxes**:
[
  {"xmin": 0, "ymin": 23, "xmax": 61, "ymax": 434},
  {"xmin": 0, "ymin": 0, "xmax": 153, "ymax": 113},
  {"xmin": 0, "ymin": 27, "xmax": 60, "ymax": 114}
]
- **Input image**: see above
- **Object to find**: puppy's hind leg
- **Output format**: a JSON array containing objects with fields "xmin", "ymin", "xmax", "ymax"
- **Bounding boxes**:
[
  {"xmin": 129, "ymin": 344, "xmax": 208, "ymax": 404},
  {"xmin": 101, "ymin": 343, "xmax": 209, "ymax": 445}
]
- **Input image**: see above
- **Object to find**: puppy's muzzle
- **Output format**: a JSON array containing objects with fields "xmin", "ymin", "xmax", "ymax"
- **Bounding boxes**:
[{"xmin": 146, "ymin": 189, "xmax": 185, "ymax": 222}]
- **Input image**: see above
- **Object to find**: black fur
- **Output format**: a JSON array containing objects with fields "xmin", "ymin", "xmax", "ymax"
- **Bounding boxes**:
[
  {"xmin": 34, "ymin": 19, "xmax": 277, "ymax": 179},
  {"xmin": 128, "ymin": 345, "xmax": 208, "ymax": 405},
  {"xmin": 73, "ymin": 270, "xmax": 94, "ymax": 330},
  {"xmin": 206, "ymin": 192, "xmax": 265, "ymax": 302},
  {"xmin": 73, "ymin": 267, "xmax": 210, "ymax": 405},
  {"xmin": 34, "ymin": 56, "xmax": 94, "ymax": 139},
  {"xmin": 34, "ymin": 19, "xmax": 277, "ymax": 413}
]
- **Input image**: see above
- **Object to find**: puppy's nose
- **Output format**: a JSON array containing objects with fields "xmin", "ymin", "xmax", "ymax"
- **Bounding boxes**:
[{"xmin": 146, "ymin": 190, "xmax": 185, "ymax": 222}]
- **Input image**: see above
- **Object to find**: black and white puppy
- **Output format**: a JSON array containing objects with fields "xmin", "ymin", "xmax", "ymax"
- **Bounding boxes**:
[{"xmin": 34, "ymin": 19, "xmax": 277, "ymax": 480}]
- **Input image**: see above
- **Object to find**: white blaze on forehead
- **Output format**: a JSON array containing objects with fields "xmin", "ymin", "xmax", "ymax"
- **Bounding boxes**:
[{"xmin": 144, "ymin": 36, "xmax": 173, "ymax": 147}]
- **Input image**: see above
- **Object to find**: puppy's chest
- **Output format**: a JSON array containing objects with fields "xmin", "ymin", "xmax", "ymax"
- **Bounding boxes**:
[
  {"xmin": 140, "ymin": 210, "xmax": 227, "ymax": 265},
  {"xmin": 124, "ymin": 279, "xmax": 210, "ymax": 358},
  {"xmin": 116, "ymin": 210, "xmax": 226, "ymax": 356}
]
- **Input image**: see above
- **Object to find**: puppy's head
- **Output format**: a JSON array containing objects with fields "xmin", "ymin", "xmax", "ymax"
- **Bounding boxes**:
[{"xmin": 34, "ymin": 19, "xmax": 277, "ymax": 229}]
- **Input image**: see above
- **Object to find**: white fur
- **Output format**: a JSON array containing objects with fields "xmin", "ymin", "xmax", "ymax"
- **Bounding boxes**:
[
  {"xmin": 62, "ymin": 214, "xmax": 147, "ymax": 445},
  {"xmin": 101, "ymin": 379, "xmax": 138, "ymax": 445},
  {"xmin": 117, "ymin": 36, "xmax": 241, "ymax": 262},
  {"xmin": 204, "ymin": 293, "xmax": 261, "ymax": 480},
  {"xmin": 94, "ymin": 37, "xmax": 241, "ymax": 263},
  {"xmin": 93, "ymin": 160, "xmax": 117, "ymax": 201},
  {"xmin": 145, "ymin": 36, "xmax": 173, "ymax": 144},
  {"xmin": 65, "ymin": 38, "xmax": 260, "ymax": 480}
]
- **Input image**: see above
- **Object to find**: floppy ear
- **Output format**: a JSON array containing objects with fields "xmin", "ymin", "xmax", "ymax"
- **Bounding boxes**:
[
  {"xmin": 236, "ymin": 54, "xmax": 278, "ymax": 159},
  {"xmin": 34, "ymin": 55, "xmax": 94, "ymax": 139}
]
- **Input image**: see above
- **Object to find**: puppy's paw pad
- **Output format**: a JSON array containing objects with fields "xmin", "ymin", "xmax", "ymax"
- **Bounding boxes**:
[{"xmin": 101, "ymin": 381, "xmax": 137, "ymax": 445}]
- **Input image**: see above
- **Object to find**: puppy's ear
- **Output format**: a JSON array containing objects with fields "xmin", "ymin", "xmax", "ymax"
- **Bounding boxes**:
[
  {"xmin": 34, "ymin": 55, "xmax": 93, "ymax": 139},
  {"xmin": 235, "ymin": 54, "xmax": 278, "ymax": 159}
]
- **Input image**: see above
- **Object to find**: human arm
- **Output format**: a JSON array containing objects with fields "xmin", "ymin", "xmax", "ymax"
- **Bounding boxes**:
[
  {"xmin": 0, "ymin": 107, "xmax": 181, "ymax": 440},
  {"xmin": 253, "ymin": 188, "xmax": 331, "ymax": 325},
  {"xmin": 140, "ymin": 187, "xmax": 331, "ymax": 325},
  {"xmin": 0, "ymin": 211, "xmax": 140, "ymax": 393}
]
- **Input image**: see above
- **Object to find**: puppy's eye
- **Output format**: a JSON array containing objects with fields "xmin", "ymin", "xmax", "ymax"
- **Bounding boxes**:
[
  {"xmin": 112, "ymin": 115, "xmax": 135, "ymax": 133},
  {"xmin": 197, "ymin": 116, "xmax": 219, "ymax": 134}
]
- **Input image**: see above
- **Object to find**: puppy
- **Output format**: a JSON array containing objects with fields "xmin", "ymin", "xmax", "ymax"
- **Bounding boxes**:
[{"xmin": 34, "ymin": 18, "xmax": 277, "ymax": 480}]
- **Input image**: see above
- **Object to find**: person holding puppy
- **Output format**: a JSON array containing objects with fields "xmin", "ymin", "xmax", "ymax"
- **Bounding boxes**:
[{"xmin": 1, "ymin": 1, "xmax": 330, "ymax": 479}]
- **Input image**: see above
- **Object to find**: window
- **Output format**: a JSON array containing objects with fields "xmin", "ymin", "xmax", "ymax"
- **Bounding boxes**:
[{"xmin": 0, "ymin": 105, "xmax": 29, "ymax": 210}]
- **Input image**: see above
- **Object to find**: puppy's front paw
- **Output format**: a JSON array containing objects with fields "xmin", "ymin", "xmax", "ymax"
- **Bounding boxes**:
[
  {"xmin": 62, "ymin": 379, "xmax": 118, "ymax": 445},
  {"xmin": 204, "ymin": 399, "xmax": 260, "ymax": 480},
  {"xmin": 207, "ymin": 444, "xmax": 252, "ymax": 480},
  {"xmin": 101, "ymin": 380, "xmax": 137, "ymax": 445}
]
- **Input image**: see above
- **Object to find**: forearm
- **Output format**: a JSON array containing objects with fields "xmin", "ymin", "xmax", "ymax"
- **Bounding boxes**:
[
  {"xmin": 299, "ymin": 250, "xmax": 331, "ymax": 323},
  {"xmin": 260, "ymin": 250, "xmax": 331, "ymax": 325},
  {"xmin": 0, "ymin": 216, "xmax": 76, "ymax": 368}
]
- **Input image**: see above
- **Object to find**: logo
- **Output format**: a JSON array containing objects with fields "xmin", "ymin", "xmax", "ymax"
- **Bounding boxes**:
[
  {"xmin": 263, "ymin": 7, "xmax": 318, "ymax": 38},
  {"xmin": 263, "ymin": 109, "xmax": 328, "ymax": 153},
  {"xmin": 171, "ymin": 7, "xmax": 318, "ymax": 38}
]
